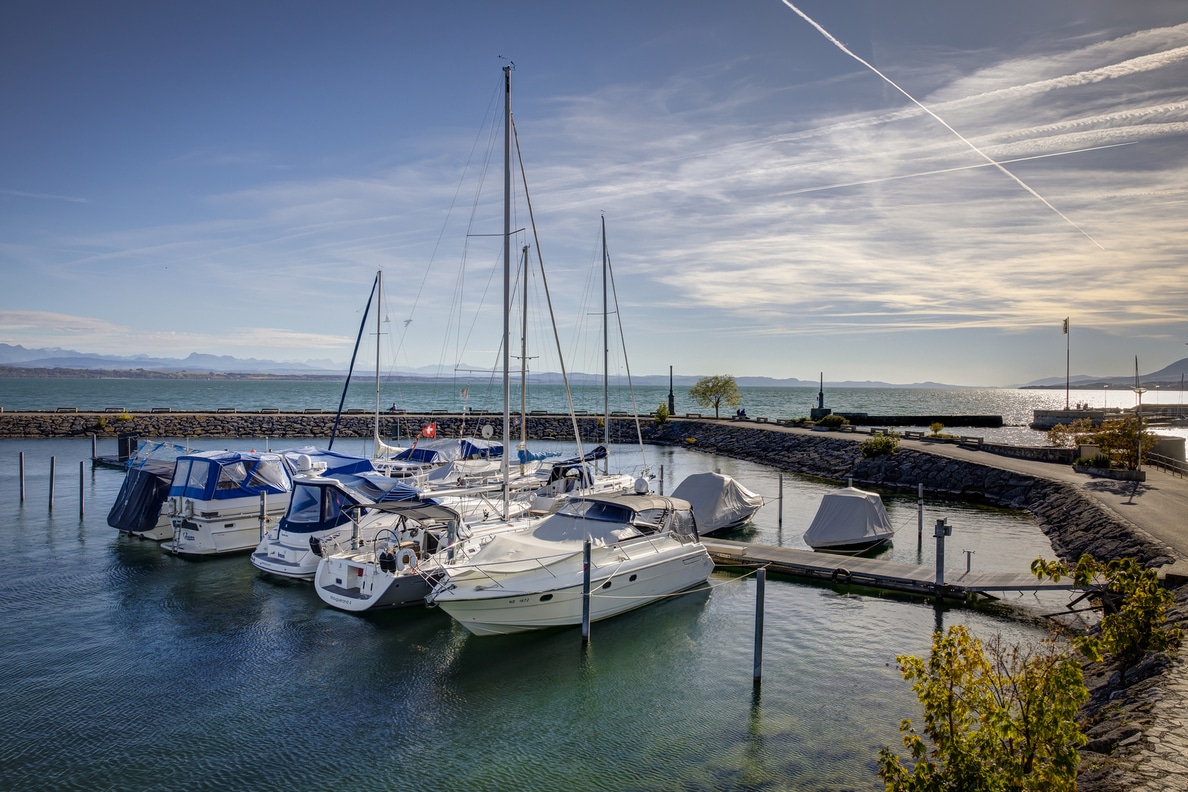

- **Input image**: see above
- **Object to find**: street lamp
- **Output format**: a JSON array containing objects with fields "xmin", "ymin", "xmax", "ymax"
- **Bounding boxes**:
[{"xmin": 1104, "ymin": 384, "xmax": 1108, "ymax": 409}]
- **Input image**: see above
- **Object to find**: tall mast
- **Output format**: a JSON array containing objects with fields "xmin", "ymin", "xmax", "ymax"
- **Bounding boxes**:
[
  {"xmin": 374, "ymin": 270, "xmax": 382, "ymax": 453},
  {"xmin": 502, "ymin": 65, "xmax": 512, "ymax": 520},
  {"xmin": 520, "ymin": 244, "xmax": 529, "ymax": 473},
  {"xmin": 602, "ymin": 214, "xmax": 609, "ymax": 473}
]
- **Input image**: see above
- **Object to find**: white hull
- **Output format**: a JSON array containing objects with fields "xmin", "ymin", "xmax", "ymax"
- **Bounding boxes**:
[
  {"xmin": 314, "ymin": 552, "xmax": 440, "ymax": 611},
  {"xmin": 162, "ymin": 496, "xmax": 290, "ymax": 557},
  {"xmin": 431, "ymin": 543, "xmax": 713, "ymax": 635},
  {"xmin": 250, "ymin": 532, "xmax": 326, "ymax": 580}
]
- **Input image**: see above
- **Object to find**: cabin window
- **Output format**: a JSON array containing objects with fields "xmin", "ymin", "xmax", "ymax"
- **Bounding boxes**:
[
  {"xmin": 187, "ymin": 460, "xmax": 213, "ymax": 490},
  {"xmin": 323, "ymin": 487, "xmax": 352, "ymax": 522},
  {"xmin": 670, "ymin": 509, "xmax": 697, "ymax": 541},
  {"xmin": 247, "ymin": 458, "xmax": 290, "ymax": 491},
  {"xmin": 288, "ymin": 486, "xmax": 322, "ymax": 524},
  {"xmin": 217, "ymin": 461, "xmax": 248, "ymax": 490}
]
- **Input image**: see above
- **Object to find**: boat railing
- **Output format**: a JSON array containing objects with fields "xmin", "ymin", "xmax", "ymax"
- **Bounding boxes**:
[{"xmin": 443, "ymin": 549, "xmax": 582, "ymax": 590}]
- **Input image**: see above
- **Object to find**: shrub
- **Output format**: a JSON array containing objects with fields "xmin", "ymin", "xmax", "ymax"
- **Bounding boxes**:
[
  {"xmin": 815, "ymin": 413, "xmax": 848, "ymax": 428},
  {"xmin": 1074, "ymin": 453, "xmax": 1112, "ymax": 468},
  {"xmin": 861, "ymin": 433, "xmax": 899, "ymax": 457},
  {"xmin": 878, "ymin": 625, "xmax": 1086, "ymax": 792},
  {"xmin": 929, "ymin": 422, "xmax": 943, "ymax": 436},
  {"xmin": 653, "ymin": 403, "xmax": 669, "ymax": 425}
]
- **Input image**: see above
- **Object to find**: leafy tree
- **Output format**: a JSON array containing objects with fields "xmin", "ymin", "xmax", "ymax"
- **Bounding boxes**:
[
  {"xmin": 877, "ymin": 625, "xmax": 1087, "ymax": 792},
  {"xmin": 1045, "ymin": 417, "xmax": 1094, "ymax": 449},
  {"xmin": 689, "ymin": 375, "xmax": 741, "ymax": 419},
  {"xmin": 1091, "ymin": 416, "xmax": 1159, "ymax": 471},
  {"xmin": 1032, "ymin": 554, "xmax": 1182, "ymax": 682},
  {"xmin": 653, "ymin": 402, "xmax": 670, "ymax": 424},
  {"xmin": 929, "ymin": 422, "xmax": 944, "ymax": 436}
]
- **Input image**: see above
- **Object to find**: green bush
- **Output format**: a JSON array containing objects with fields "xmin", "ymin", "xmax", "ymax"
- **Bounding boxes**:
[
  {"xmin": 653, "ymin": 402, "xmax": 669, "ymax": 425},
  {"xmin": 1074, "ymin": 453, "xmax": 1112, "ymax": 468},
  {"xmin": 815, "ymin": 413, "xmax": 848, "ymax": 428},
  {"xmin": 929, "ymin": 422, "xmax": 944, "ymax": 436},
  {"xmin": 861, "ymin": 433, "xmax": 900, "ymax": 457}
]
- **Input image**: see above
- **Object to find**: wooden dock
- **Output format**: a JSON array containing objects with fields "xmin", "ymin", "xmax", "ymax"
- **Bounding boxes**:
[{"xmin": 703, "ymin": 538, "xmax": 1080, "ymax": 601}]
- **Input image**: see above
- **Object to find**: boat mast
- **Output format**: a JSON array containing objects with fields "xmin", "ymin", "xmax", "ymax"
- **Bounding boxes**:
[
  {"xmin": 374, "ymin": 270, "xmax": 383, "ymax": 454},
  {"xmin": 520, "ymin": 244, "xmax": 529, "ymax": 474},
  {"xmin": 502, "ymin": 64, "xmax": 512, "ymax": 520},
  {"xmin": 602, "ymin": 214, "xmax": 609, "ymax": 474}
]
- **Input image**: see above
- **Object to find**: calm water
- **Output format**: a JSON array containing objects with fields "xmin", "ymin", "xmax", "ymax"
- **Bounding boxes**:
[
  {"xmin": 0, "ymin": 435, "xmax": 1073, "ymax": 792},
  {"xmin": 3, "ymin": 377, "xmax": 1186, "ymax": 447}
]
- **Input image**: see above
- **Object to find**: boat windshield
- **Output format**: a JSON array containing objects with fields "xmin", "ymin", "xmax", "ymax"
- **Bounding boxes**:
[
  {"xmin": 246, "ymin": 458, "xmax": 290, "ymax": 491},
  {"xmin": 287, "ymin": 485, "xmax": 322, "ymax": 524},
  {"xmin": 555, "ymin": 499, "xmax": 635, "ymax": 523}
]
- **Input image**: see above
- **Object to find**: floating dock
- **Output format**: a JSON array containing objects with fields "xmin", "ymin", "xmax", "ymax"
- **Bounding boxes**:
[{"xmin": 703, "ymin": 538, "xmax": 1079, "ymax": 601}]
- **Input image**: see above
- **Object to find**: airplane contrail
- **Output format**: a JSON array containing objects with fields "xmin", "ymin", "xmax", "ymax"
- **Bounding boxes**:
[{"xmin": 780, "ymin": 0, "xmax": 1106, "ymax": 249}]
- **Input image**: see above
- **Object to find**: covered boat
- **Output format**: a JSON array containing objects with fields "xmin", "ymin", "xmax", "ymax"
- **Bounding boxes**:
[
  {"xmin": 671, "ymin": 472, "xmax": 764, "ymax": 535},
  {"xmin": 802, "ymin": 486, "xmax": 894, "ymax": 555},
  {"xmin": 162, "ymin": 449, "xmax": 298, "ymax": 557},
  {"xmin": 107, "ymin": 441, "xmax": 196, "ymax": 540}
]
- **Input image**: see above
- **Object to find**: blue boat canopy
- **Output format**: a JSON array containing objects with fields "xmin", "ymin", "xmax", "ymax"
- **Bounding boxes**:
[
  {"xmin": 281, "ymin": 446, "xmax": 376, "ymax": 477},
  {"xmin": 279, "ymin": 471, "xmax": 420, "ymax": 535},
  {"xmin": 168, "ymin": 450, "xmax": 293, "ymax": 501}
]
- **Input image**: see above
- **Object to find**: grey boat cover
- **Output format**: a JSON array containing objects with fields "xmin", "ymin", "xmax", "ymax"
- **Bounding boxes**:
[
  {"xmin": 671, "ymin": 472, "xmax": 764, "ymax": 535},
  {"xmin": 802, "ymin": 487, "xmax": 894, "ymax": 549}
]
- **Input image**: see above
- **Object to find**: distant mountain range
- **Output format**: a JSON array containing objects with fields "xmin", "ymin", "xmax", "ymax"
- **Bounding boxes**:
[
  {"xmin": 0, "ymin": 343, "xmax": 968, "ymax": 388},
  {"xmin": 1019, "ymin": 357, "xmax": 1188, "ymax": 389}
]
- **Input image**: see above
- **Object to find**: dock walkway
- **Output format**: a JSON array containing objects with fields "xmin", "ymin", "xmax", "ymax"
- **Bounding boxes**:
[{"xmin": 703, "ymin": 538, "xmax": 1077, "ymax": 600}]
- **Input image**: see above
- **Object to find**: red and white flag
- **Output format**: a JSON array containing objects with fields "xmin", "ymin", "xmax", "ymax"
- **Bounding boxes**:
[{"xmin": 421, "ymin": 422, "xmax": 437, "ymax": 438}]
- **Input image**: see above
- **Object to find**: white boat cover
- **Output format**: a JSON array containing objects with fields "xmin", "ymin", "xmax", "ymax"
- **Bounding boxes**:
[
  {"xmin": 802, "ymin": 487, "xmax": 894, "ymax": 550},
  {"xmin": 671, "ymin": 472, "xmax": 764, "ymax": 535}
]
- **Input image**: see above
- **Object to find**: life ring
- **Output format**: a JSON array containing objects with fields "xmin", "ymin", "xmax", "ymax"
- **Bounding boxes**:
[
  {"xmin": 831, "ymin": 567, "xmax": 852, "ymax": 584},
  {"xmin": 394, "ymin": 546, "xmax": 418, "ymax": 572}
]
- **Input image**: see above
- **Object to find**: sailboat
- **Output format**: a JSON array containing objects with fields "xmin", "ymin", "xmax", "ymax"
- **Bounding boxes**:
[{"xmin": 426, "ymin": 69, "xmax": 714, "ymax": 635}]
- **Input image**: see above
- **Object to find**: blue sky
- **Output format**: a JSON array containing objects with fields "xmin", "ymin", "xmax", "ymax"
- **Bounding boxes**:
[{"xmin": 2, "ymin": 0, "xmax": 1187, "ymax": 386}]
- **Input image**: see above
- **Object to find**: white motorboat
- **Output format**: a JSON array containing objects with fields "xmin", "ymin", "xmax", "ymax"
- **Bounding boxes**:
[
  {"xmin": 312, "ymin": 500, "xmax": 532, "ymax": 612},
  {"xmin": 671, "ymin": 471, "xmax": 764, "ymax": 535},
  {"xmin": 162, "ymin": 449, "xmax": 301, "ymax": 557},
  {"xmin": 527, "ymin": 446, "xmax": 636, "ymax": 515},
  {"xmin": 427, "ymin": 490, "xmax": 714, "ymax": 636},
  {"xmin": 802, "ymin": 486, "xmax": 895, "ymax": 555}
]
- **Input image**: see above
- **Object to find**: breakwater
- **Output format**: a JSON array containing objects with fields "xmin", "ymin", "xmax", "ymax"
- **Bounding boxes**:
[
  {"xmin": 835, "ymin": 413, "xmax": 1003, "ymax": 427},
  {"xmin": 2, "ymin": 410, "xmax": 1169, "ymax": 567}
]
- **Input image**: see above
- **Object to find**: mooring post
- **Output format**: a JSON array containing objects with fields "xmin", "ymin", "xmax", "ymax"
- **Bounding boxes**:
[
  {"xmin": 19, "ymin": 451, "xmax": 26, "ymax": 503},
  {"xmin": 258, "ymin": 491, "xmax": 267, "ymax": 540},
  {"xmin": 917, "ymin": 483, "xmax": 924, "ymax": 552},
  {"xmin": 964, "ymin": 549, "xmax": 974, "ymax": 573},
  {"xmin": 581, "ymin": 539, "xmax": 592, "ymax": 645},
  {"xmin": 753, "ymin": 568, "xmax": 766, "ymax": 688},
  {"xmin": 777, "ymin": 474, "xmax": 783, "ymax": 531},
  {"xmin": 934, "ymin": 518, "xmax": 950, "ymax": 598},
  {"xmin": 49, "ymin": 455, "xmax": 56, "ymax": 512},
  {"xmin": 79, "ymin": 460, "xmax": 85, "ymax": 518},
  {"xmin": 91, "ymin": 433, "xmax": 97, "ymax": 460}
]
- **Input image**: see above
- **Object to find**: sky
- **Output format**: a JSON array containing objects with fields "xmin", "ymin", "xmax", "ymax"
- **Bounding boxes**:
[{"xmin": 2, "ymin": 0, "xmax": 1188, "ymax": 387}]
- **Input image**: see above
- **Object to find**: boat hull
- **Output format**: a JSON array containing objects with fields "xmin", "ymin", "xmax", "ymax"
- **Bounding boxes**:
[
  {"xmin": 313, "ymin": 554, "xmax": 440, "ymax": 612},
  {"xmin": 431, "ymin": 546, "xmax": 713, "ymax": 636}
]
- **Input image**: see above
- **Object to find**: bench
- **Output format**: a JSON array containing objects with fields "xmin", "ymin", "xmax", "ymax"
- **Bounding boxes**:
[
  {"xmin": 754, "ymin": 417, "xmax": 767, "ymax": 423},
  {"xmin": 103, "ymin": 407, "xmax": 126, "ymax": 413},
  {"xmin": 216, "ymin": 407, "xmax": 237, "ymax": 413},
  {"xmin": 870, "ymin": 427, "xmax": 889, "ymax": 436},
  {"xmin": 260, "ymin": 408, "xmax": 281, "ymax": 414},
  {"xmin": 959, "ymin": 435, "xmax": 984, "ymax": 448},
  {"xmin": 839, "ymin": 424, "xmax": 856, "ymax": 433},
  {"xmin": 903, "ymin": 430, "xmax": 925, "ymax": 439},
  {"xmin": 150, "ymin": 407, "xmax": 171, "ymax": 413},
  {"xmin": 344, "ymin": 408, "xmax": 366, "ymax": 414},
  {"xmin": 55, "ymin": 406, "xmax": 78, "ymax": 413},
  {"xmin": 302, "ymin": 408, "xmax": 323, "ymax": 414},
  {"xmin": 684, "ymin": 413, "xmax": 702, "ymax": 418}
]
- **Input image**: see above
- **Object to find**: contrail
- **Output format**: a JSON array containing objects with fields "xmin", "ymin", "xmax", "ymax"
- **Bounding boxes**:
[
  {"xmin": 780, "ymin": 0, "xmax": 1105, "ymax": 249},
  {"xmin": 774, "ymin": 142, "xmax": 1134, "ymax": 198}
]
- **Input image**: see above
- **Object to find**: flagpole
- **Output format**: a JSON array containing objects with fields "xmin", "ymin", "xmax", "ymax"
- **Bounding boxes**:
[{"xmin": 1064, "ymin": 317, "xmax": 1070, "ymax": 410}]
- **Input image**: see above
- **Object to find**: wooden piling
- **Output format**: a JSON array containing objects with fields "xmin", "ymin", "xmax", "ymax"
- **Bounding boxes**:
[
  {"xmin": 581, "ymin": 540, "xmax": 592, "ymax": 644},
  {"xmin": 753, "ymin": 568, "xmax": 766, "ymax": 688},
  {"xmin": 49, "ymin": 455, "xmax": 56, "ymax": 512}
]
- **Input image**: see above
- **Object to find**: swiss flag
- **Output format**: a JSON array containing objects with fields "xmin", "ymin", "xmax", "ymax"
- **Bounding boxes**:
[{"xmin": 421, "ymin": 422, "xmax": 437, "ymax": 438}]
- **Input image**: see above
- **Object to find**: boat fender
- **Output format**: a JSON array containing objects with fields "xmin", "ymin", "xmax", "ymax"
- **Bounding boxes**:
[
  {"xmin": 378, "ymin": 551, "xmax": 397, "ymax": 573},
  {"xmin": 309, "ymin": 536, "xmax": 323, "ymax": 557},
  {"xmin": 183, "ymin": 500, "xmax": 194, "ymax": 518},
  {"xmin": 831, "ymin": 567, "xmax": 852, "ymax": 584},
  {"xmin": 394, "ymin": 547, "xmax": 417, "ymax": 572}
]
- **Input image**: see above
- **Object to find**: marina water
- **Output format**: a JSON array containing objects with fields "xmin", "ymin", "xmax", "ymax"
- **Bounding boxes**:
[{"xmin": 1, "ymin": 423, "xmax": 1078, "ymax": 791}]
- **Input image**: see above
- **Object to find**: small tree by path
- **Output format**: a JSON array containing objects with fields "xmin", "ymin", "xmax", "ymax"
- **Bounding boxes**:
[{"xmin": 689, "ymin": 375, "xmax": 741, "ymax": 419}]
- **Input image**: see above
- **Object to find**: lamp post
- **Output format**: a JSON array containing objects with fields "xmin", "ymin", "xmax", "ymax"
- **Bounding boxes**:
[{"xmin": 1103, "ymin": 384, "xmax": 1108, "ymax": 409}]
